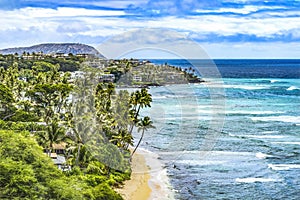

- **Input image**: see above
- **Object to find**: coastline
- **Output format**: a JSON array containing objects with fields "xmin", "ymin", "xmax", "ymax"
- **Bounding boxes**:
[{"xmin": 116, "ymin": 148, "xmax": 173, "ymax": 200}]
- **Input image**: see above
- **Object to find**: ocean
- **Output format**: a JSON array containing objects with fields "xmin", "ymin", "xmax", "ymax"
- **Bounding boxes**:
[{"xmin": 136, "ymin": 59, "xmax": 300, "ymax": 199}]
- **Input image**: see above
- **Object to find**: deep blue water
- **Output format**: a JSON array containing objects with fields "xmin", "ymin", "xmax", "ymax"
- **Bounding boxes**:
[
  {"xmin": 137, "ymin": 59, "xmax": 300, "ymax": 199},
  {"xmin": 150, "ymin": 59, "xmax": 300, "ymax": 78}
]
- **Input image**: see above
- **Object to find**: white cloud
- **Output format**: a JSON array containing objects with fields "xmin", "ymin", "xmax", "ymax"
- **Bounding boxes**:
[
  {"xmin": 0, "ymin": 5, "xmax": 300, "ymax": 58},
  {"xmin": 26, "ymin": 7, "xmax": 126, "ymax": 17},
  {"xmin": 1, "ymin": 5, "xmax": 299, "ymax": 36},
  {"xmin": 201, "ymin": 42, "xmax": 300, "ymax": 58},
  {"xmin": 136, "ymin": 15, "xmax": 300, "ymax": 38},
  {"xmin": 98, "ymin": 29, "xmax": 300, "ymax": 58},
  {"xmin": 97, "ymin": 28, "xmax": 209, "ymax": 59},
  {"xmin": 255, "ymin": 10, "xmax": 300, "ymax": 17},
  {"xmin": 64, "ymin": 0, "xmax": 148, "ymax": 9},
  {"xmin": 0, "ymin": 7, "xmax": 127, "ymax": 30},
  {"xmin": 1, "ymin": 6, "xmax": 299, "ymax": 39},
  {"xmin": 195, "ymin": 5, "xmax": 287, "ymax": 15},
  {"xmin": 0, "ymin": 7, "xmax": 128, "ymax": 37},
  {"xmin": 56, "ymin": 22, "xmax": 91, "ymax": 33}
]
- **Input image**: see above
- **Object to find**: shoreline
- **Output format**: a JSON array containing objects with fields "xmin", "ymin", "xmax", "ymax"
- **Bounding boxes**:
[{"xmin": 116, "ymin": 148, "xmax": 173, "ymax": 200}]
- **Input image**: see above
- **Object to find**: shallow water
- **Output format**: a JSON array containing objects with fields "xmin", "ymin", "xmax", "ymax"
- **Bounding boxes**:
[{"xmin": 136, "ymin": 60, "xmax": 300, "ymax": 199}]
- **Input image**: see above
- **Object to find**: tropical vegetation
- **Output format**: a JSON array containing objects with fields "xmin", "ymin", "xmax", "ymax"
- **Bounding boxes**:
[{"xmin": 0, "ymin": 53, "xmax": 154, "ymax": 199}]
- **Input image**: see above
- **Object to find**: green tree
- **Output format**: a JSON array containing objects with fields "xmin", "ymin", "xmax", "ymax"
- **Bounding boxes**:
[
  {"xmin": 128, "ymin": 88, "xmax": 152, "ymax": 151},
  {"xmin": 67, "ymin": 73, "xmax": 98, "ymax": 168},
  {"xmin": 0, "ymin": 83, "xmax": 15, "ymax": 120},
  {"xmin": 36, "ymin": 118, "xmax": 70, "ymax": 156},
  {"xmin": 0, "ymin": 130, "xmax": 85, "ymax": 199},
  {"xmin": 110, "ymin": 129, "xmax": 133, "ymax": 150},
  {"xmin": 28, "ymin": 83, "xmax": 73, "ymax": 122},
  {"xmin": 27, "ymin": 66, "xmax": 73, "ymax": 156},
  {"xmin": 131, "ymin": 116, "xmax": 155, "ymax": 157}
]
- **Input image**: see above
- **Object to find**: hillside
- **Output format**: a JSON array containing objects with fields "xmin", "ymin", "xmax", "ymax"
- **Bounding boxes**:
[{"xmin": 0, "ymin": 43, "xmax": 105, "ymax": 58}]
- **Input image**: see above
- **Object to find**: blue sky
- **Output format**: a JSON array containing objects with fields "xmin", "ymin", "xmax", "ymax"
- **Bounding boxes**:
[{"xmin": 0, "ymin": 0, "xmax": 300, "ymax": 58}]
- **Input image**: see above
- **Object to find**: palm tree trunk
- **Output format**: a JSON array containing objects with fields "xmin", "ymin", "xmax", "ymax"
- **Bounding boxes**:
[
  {"xmin": 130, "ymin": 129, "xmax": 144, "ymax": 159},
  {"xmin": 2, "ymin": 113, "xmax": 16, "ymax": 120},
  {"xmin": 128, "ymin": 104, "xmax": 140, "ymax": 134},
  {"xmin": 48, "ymin": 142, "xmax": 53, "ymax": 157},
  {"xmin": 75, "ymin": 144, "xmax": 81, "ymax": 166}
]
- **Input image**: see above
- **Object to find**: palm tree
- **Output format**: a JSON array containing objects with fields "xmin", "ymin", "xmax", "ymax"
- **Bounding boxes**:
[
  {"xmin": 110, "ymin": 129, "xmax": 133, "ymax": 150},
  {"xmin": 128, "ymin": 88, "xmax": 152, "ymax": 135},
  {"xmin": 0, "ymin": 83, "xmax": 15, "ymax": 119},
  {"xmin": 140, "ymin": 88, "xmax": 152, "ymax": 108},
  {"xmin": 131, "ymin": 116, "xmax": 155, "ymax": 158},
  {"xmin": 95, "ymin": 83, "xmax": 115, "ymax": 114},
  {"xmin": 36, "ymin": 119, "xmax": 69, "ymax": 156},
  {"xmin": 66, "ymin": 126, "xmax": 84, "ymax": 167},
  {"xmin": 67, "ymin": 144, "xmax": 92, "ymax": 169},
  {"xmin": 125, "ymin": 61, "xmax": 132, "ymax": 73}
]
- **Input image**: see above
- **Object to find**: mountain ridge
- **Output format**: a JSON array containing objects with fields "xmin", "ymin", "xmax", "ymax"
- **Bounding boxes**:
[{"xmin": 0, "ymin": 43, "xmax": 105, "ymax": 58}]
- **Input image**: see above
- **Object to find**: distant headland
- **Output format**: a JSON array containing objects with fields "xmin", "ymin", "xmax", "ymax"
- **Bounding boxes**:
[{"xmin": 0, "ymin": 43, "xmax": 105, "ymax": 58}]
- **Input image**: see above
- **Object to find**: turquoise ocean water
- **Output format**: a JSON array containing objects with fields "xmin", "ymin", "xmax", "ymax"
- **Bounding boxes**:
[{"xmin": 138, "ymin": 60, "xmax": 300, "ymax": 199}]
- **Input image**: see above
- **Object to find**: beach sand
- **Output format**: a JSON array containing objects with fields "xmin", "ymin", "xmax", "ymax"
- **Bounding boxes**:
[
  {"xmin": 116, "ymin": 150, "xmax": 152, "ymax": 200},
  {"xmin": 116, "ymin": 148, "xmax": 173, "ymax": 200}
]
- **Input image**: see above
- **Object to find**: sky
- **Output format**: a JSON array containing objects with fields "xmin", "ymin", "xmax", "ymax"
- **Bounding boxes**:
[{"xmin": 0, "ymin": 0, "xmax": 300, "ymax": 58}]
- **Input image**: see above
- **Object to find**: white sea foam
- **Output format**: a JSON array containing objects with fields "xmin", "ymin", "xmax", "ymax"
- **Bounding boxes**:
[
  {"xmin": 175, "ymin": 105, "xmax": 214, "ymax": 109},
  {"xmin": 247, "ymin": 135, "xmax": 285, "ymax": 139},
  {"xmin": 177, "ymin": 160, "xmax": 226, "ymax": 166},
  {"xmin": 152, "ymin": 96, "xmax": 167, "ymax": 99},
  {"xmin": 256, "ymin": 152, "xmax": 273, "ymax": 159},
  {"xmin": 287, "ymin": 86, "xmax": 300, "ymax": 91},
  {"xmin": 268, "ymin": 164, "xmax": 300, "ymax": 171},
  {"xmin": 271, "ymin": 142, "xmax": 300, "ymax": 145},
  {"xmin": 224, "ymin": 85, "xmax": 269, "ymax": 90},
  {"xmin": 162, "ymin": 116, "xmax": 211, "ymax": 121},
  {"xmin": 202, "ymin": 83, "xmax": 269, "ymax": 90},
  {"xmin": 230, "ymin": 134, "xmax": 285, "ymax": 139},
  {"xmin": 226, "ymin": 110, "xmax": 284, "ymax": 115},
  {"xmin": 173, "ymin": 108, "xmax": 284, "ymax": 115},
  {"xmin": 270, "ymin": 80, "xmax": 279, "ymax": 83},
  {"xmin": 262, "ymin": 131, "xmax": 279, "ymax": 134},
  {"xmin": 160, "ymin": 151, "xmax": 253, "ymax": 157},
  {"xmin": 250, "ymin": 116, "xmax": 300, "ymax": 124},
  {"xmin": 137, "ymin": 148, "xmax": 175, "ymax": 200},
  {"xmin": 159, "ymin": 109, "xmax": 284, "ymax": 116},
  {"xmin": 236, "ymin": 177, "xmax": 280, "ymax": 183}
]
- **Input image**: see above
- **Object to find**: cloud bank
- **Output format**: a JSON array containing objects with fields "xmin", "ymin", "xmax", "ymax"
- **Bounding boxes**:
[{"xmin": 0, "ymin": 0, "xmax": 300, "ymax": 58}]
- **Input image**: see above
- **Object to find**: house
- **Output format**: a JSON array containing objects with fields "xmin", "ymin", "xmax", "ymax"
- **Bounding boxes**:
[
  {"xmin": 22, "ymin": 55, "xmax": 35, "ymax": 60},
  {"xmin": 46, "ymin": 152, "xmax": 70, "ymax": 171},
  {"xmin": 84, "ymin": 59, "xmax": 107, "ymax": 68},
  {"xmin": 52, "ymin": 142, "xmax": 67, "ymax": 154},
  {"xmin": 70, "ymin": 71, "xmax": 85, "ymax": 79},
  {"xmin": 43, "ymin": 142, "xmax": 70, "ymax": 171},
  {"xmin": 133, "ymin": 75, "xmax": 142, "ymax": 82},
  {"xmin": 99, "ymin": 74, "xmax": 115, "ymax": 82},
  {"xmin": 54, "ymin": 52, "xmax": 67, "ymax": 58},
  {"xmin": 76, "ymin": 53, "xmax": 92, "ymax": 59},
  {"xmin": 145, "ymin": 62, "xmax": 155, "ymax": 67}
]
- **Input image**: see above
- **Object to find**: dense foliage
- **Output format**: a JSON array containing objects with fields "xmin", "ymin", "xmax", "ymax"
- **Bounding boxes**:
[
  {"xmin": 0, "ymin": 55, "xmax": 154, "ymax": 199},
  {"xmin": 0, "ymin": 130, "xmax": 125, "ymax": 199},
  {"xmin": 0, "ymin": 53, "xmax": 81, "ymax": 71}
]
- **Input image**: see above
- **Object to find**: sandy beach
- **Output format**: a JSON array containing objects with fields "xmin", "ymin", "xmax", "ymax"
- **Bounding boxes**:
[{"xmin": 116, "ymin": 148, "xmax": 173, "ymax": 200}]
